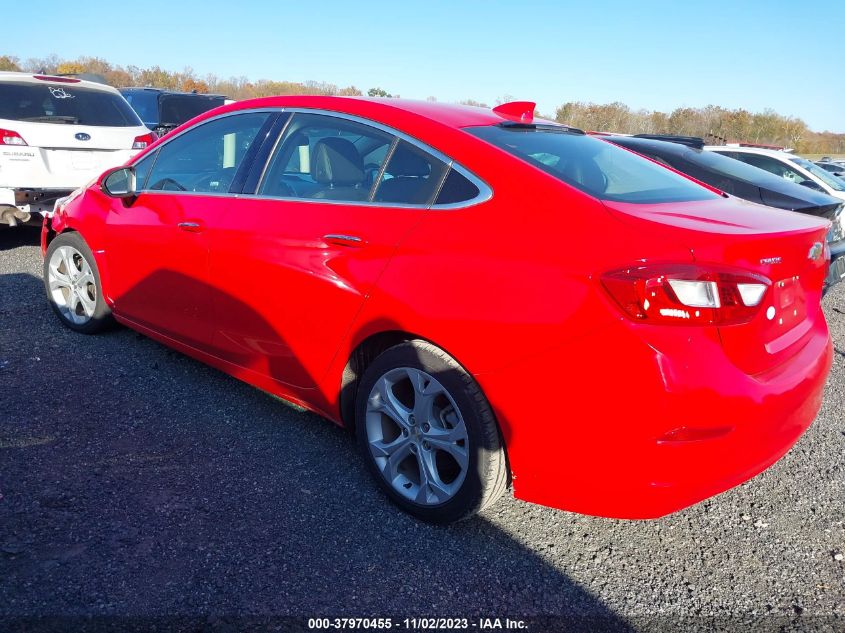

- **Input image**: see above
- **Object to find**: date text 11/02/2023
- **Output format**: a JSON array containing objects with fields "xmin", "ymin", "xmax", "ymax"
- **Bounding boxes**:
[{"xmin": 306, "ymin": 618, "xmax": 528, "ymax": 630}]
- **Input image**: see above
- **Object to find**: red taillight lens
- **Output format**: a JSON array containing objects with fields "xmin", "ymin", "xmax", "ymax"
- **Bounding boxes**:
[
  {"xmin": 0, "ymin": 128, "xmax": 27, "ymax": 146},
  {"xmin": 132, "ymin": 132, "xmax": 157, "ymax": 150},
  {"xmin": 601, "ymin": 264, "xmax": 771, "ymax": 326}
]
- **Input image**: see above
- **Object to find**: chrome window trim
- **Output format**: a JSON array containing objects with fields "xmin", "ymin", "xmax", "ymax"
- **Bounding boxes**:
[{"xmin": 131, "ymin": 106, "xmax": 492, "ymax": 210}]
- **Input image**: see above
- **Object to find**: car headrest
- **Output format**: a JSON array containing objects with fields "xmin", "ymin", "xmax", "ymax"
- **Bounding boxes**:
[
  {"xmin": 312, "ymin": 137, "xmax": 364, "ymax": 185},
  {"xmin": 388, "ymin": 145, "xmax": 431, "ymax": 178}
]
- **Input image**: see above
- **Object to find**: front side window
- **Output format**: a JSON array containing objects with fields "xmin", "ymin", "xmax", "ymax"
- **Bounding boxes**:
[
  {"xmin": 133, "ymin": 150, "xmax": 157, "ymax": 190},
  {"xmin": 144, "ymin": 112, "xmax": 271, "ymax": 194},
  {"xmin": 789, "ymin": 156, "xmax": 845, "ymax": 191},
  {"xmin": 259, "ymin": 113, "xmax": 394, "ymax": 202},
  {"xmin": 467, "ymin": 125, "xmax": 716, "ymax": 204},
  {"xmin": 0, "ymin": 82, "xmax": 143, "ymax": 127},
  {"xmin": 730, "ymin": 153, "xmax": 834, "ymax": 190}
]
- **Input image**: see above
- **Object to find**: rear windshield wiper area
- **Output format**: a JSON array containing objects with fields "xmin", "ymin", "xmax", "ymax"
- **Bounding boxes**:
[
  {"xmin": 20, "ymin": 115, "xmax": 80, "ymax": 124},
  {"xmin": 498, "ymin": 121, "xmax": 585, "ymax": 135}
]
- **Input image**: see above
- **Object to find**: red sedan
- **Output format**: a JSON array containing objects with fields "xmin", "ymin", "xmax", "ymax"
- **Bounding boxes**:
[{"xmin": 41, "ymin": 97, "xmax": 833, "ymax": 523}]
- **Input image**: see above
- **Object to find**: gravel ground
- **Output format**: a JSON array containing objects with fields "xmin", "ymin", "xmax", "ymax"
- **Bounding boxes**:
[{"xmin": 1, "ymin": 226, "xmax": 844, "ymax": 632}]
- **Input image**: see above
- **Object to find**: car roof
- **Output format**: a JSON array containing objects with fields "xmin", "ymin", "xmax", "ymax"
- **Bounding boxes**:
[
  {"xmin": 202, "ymin": 95, "xmax": 535, "ymax": 130},
  {"xmin": 120, "ymin": 87, "xmax": 227, "ymax": 98},
  {"xmin": 704, "ymin": 145, "xmax": 796, "ymax": 159},
  {"xmin": 0, "ymin": 71, "xmax": 121, "ymax": 94}
]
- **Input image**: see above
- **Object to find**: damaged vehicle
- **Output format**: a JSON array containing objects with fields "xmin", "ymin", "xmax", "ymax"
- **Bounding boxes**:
[
  {"xmin": 0, "ymin": 72, "xmax": 155, "ymax": 226},
  {"xmin": 42, "ymin": 97, "xmax": 833, "ymax": 523}
]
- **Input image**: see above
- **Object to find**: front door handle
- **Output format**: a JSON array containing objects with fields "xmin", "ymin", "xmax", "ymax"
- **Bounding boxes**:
[
  {"xmin": 178, "ymin": 221, "xmax": 204, "ymax": 233},
  {"xmin": 323, "ymin": 234, "xmax": 364, "ymax": 247}
]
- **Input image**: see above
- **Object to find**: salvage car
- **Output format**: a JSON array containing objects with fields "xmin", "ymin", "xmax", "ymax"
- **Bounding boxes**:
[
  {"xmin": 42, "ymin": 97, "xmax": 833, "ymax": 523},
  {"xmin": 601, "ymin": 134, "xmax": 845, "ymax": 288},
  {"xmin": 0, "ymin": 72, "xmax": 155, "ymax": 226}
]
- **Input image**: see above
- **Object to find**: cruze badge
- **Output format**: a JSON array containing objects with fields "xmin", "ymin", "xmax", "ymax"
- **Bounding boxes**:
[
  {"xmin": 808, "ymin": 242, "xmax": 824, "ymax": 261},
  {"xmin": 760, "ymin": 256, "xmax": 782, "ymax": 265}
]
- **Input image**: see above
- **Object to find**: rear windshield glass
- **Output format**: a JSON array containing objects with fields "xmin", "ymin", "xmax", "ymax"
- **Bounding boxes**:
[
  {"xmin": 466, "ymin": 125, "xmax": 717, "ymax": 204},
  {"xmin": 0, "ymin": 82, "xmax": 142, "ymax": 127}
]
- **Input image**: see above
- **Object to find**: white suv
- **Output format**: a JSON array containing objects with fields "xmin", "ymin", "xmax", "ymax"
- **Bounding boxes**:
[
  {"xmin": 0, "ymin": 72, "xmax": 155, "ymax": 226},
  {"xmin": 705, "ymin": 145, "xmax": 845, "ymax": 203}
]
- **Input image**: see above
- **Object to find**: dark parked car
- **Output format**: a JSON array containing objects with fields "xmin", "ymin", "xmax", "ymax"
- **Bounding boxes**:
[
  {"xmin": 816, "ymin": 161, "xmax": 845, "ymax": 177},
  {"xmin": 119, "ymin": 87, "xmax": 226, "ymax": 137},
  {"xmin": 601, "ymin": 134, "xmax": 845, "ymax": 289}
]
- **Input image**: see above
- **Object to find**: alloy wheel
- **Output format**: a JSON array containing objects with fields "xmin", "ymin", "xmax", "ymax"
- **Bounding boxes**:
[
  {"xmin": 365, "ymin": 367, "xmax": 469, "ymax": 506},
  {"xmin": 47, "ymin": 245, "xmax": 97, "ymax": 325}
]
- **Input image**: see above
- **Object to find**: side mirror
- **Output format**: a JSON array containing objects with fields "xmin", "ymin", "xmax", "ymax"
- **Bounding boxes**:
[{"xmin": 101, "ymin": 166, "xmax": 136, "ymax": 199}]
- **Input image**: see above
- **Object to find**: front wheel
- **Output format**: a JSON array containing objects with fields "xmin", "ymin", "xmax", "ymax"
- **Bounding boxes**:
[
  {"xmin": 44, "ymin": 232, "xmax": 112, "ymax": 334},
  {"xmin": 355, "ymin": 340, "xmax": 508, "ymax": 523}
]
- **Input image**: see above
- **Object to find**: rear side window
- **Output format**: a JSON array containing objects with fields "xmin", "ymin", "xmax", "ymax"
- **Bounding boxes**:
[
  {"xmin": 435, "ymin": 169, "xmax": 481, "ymax": 205},
  {"xmin": 0, "ymin": 82, "xmax": 143, "ymax": 127},
  {"xmin": 373, "ymin": 140, "xmax": 449, "ymax": 205},
  {"xmin": 259, "ymin": 113, "xmax": 394, "ymax": 202},
  {"xmin": 467, "ymin": 125, "xmax": 717, "ymax": 204}
]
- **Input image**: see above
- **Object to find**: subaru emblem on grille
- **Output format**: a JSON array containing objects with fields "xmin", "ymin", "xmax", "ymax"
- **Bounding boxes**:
[
  {"xmin": 75, "ymin": 132, "xmax": 91, "ymax": 141},
  {"xmin": 807, "ymin": 242, "xmax": 824, "ymax": 261}
]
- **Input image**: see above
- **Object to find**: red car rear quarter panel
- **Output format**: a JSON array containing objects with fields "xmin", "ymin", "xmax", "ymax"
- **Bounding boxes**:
[{"xmin": 482, "ymin": 315, "xmax": 831, "ymax": 518}]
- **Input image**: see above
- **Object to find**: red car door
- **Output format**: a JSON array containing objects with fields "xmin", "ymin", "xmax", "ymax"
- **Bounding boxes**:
[
  {"xmin": 208, "ymin": 112, "xmax": 449, "ymax": 389},
  {"xmin": 103, "ymin": 111, "xmax": 275, "ymax": 349}
]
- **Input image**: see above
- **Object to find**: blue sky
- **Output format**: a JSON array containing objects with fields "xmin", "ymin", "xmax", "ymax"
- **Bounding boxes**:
[{"xmin": 6, "ymin": 0, "xmax": 844, "ymax": 132}]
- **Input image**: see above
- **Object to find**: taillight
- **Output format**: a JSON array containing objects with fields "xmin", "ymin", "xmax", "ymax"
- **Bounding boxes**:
[
  {"xmin": 0, "ymin": 128, "xmax": 27, "ymax": 146},
  {"xmin": 601, "ymin": 263, "xmax": 770, "ymax": 326},
  {"xmin": 132, "ymin": 132, "xmax": 157, "ymax": 150}
]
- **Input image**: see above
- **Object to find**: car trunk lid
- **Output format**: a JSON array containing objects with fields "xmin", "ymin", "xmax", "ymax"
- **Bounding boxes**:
[{"xmin": 604, "ymin": 197, "xmax": 830, "ymax": 374}]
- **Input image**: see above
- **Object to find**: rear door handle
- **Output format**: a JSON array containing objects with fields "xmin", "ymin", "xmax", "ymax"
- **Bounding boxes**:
[
  {"xmin": 178, "ymin": 221, "xmax": 204, "ymax": 233},
  {"xmin": 323, "ymin": 234, "xmax": 364, "ymax": 247}
]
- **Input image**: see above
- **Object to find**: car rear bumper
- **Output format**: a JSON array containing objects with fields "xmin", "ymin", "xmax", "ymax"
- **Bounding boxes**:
[
  {"xmin": 0, "ymin": 187, "xmax": 75, "ymax": 226},
  {"xmin": 476, "ymin": 312, "xmax": 832, "ymax": 519}
]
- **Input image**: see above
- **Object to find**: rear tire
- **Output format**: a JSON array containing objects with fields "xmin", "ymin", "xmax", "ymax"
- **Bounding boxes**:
[
  {"xmin": 355, "ymin": 340, "xmax": 508, "ymax": 523},
  {"xmin": 43, "ymin": 232, "xmax": 112, "ymax": 334}
]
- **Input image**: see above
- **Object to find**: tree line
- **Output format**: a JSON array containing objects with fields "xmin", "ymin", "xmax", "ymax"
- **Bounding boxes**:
[{"xmin": 2, "ymin": 54, "xmax": 842, "ymax": 154}]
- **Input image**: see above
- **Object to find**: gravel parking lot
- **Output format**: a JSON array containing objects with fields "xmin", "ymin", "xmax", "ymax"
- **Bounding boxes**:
[{"xmin": 1, "ymin": 226, "xmax": 844, "ymax": 632}]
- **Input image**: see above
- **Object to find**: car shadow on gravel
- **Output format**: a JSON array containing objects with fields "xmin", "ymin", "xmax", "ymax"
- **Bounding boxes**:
[{"xmin": 0, "ymin": 270, "xmax": 634, "ymax": 632}]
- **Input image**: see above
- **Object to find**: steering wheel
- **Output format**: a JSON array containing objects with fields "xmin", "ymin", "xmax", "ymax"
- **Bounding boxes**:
[
  {"xmin": 191, "ymin": 168, "xmax": 236, "ymax": 193},
  {"xmin": 148, "ymin": 177, "xmax": 186, "ymax": 191},
  {"xmin": 363, "ymin": 162, "xmax": 382, "ymax": 187}
]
